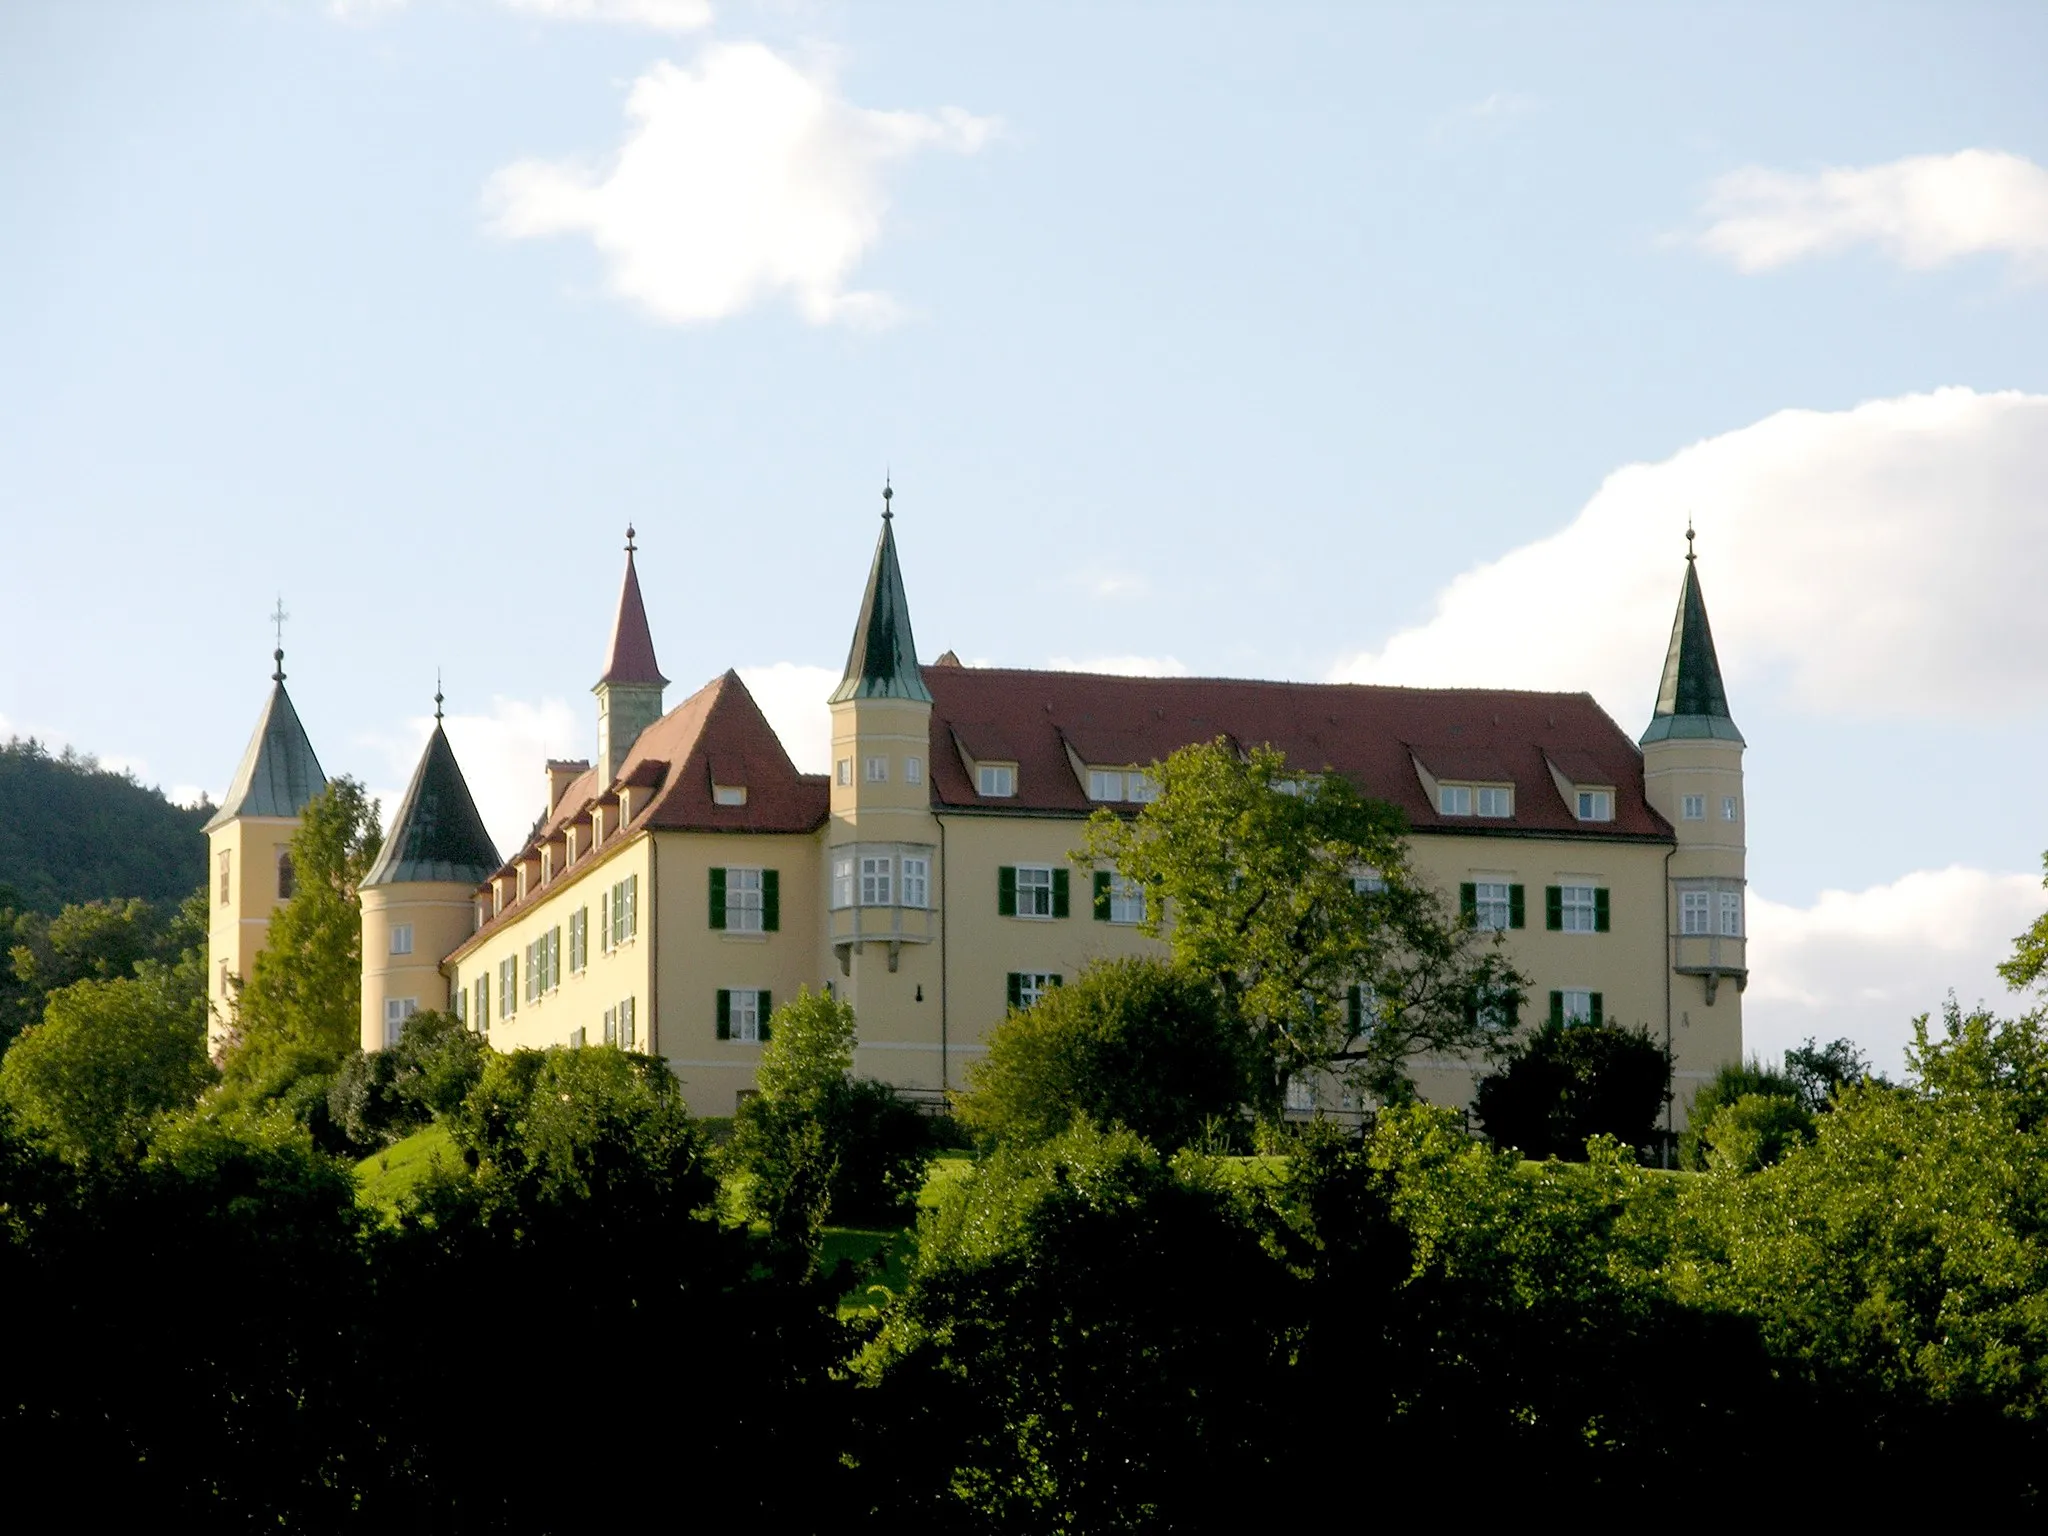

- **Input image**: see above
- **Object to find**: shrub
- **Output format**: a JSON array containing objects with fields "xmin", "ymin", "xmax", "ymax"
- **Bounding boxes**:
[
  {"xmin": 1698, "ymin": 1092, "xmax": 1813, "ymax": 1173},
  {"xmin": 1679, "ymin": 1058, "xmax": 1804, "ymax": 1170},
  {"xmin": 326, "ymin": 1010, "xmax": 485, "ymax": 1152},
  {"xmin": 1474, "ymin": 1020, "xmax": 1672, "ymax": 1161}
]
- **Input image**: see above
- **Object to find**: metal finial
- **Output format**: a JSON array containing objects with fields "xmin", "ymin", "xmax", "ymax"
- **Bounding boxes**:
[
  {"xmin": 625, "ymin": 524, "xmax": 637, "ymax": 554},
  {"xmin": 435, "ymin": 670, "xmax": 444, "ymax": 723},
  {"xmin": 1685, "ymin": 517, "xmax": 1696, "ymax": 562},
  {"xmin": 881, "ymin": 475, "xmax": 893, "ymax": 521},
  {"xmin": 269, "ymin": 595, "xmax": 289, "ymax": 682}
]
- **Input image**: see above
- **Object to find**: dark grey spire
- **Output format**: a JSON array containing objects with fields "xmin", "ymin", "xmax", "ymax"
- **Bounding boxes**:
[
  {"xmin": 361, "ymin": 714, "xmax": 501, "ymax": 888},
  {"xmin": 830, "ymin": 480, "xmax": 932, "ymax": 705},
  {"xmin": 1641, "ymin": 526, "xmax": 1743, "ymax": 745}
]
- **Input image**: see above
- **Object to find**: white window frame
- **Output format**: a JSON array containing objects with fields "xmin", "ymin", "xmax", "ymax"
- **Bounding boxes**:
[
  {"xmin": 1559, "ymin": 885, "xmax": 1598, "ymax": 933},
  {"xmin": 1722, "ymin": 795, "xmax": 1740, "ymax": 822},
  {"xmin": 499, "ymin": 957, "xmax": 516, "ymax": 1018},
  {"xmin": 1438, "ymin": 784, "xmax": 1472, "ymax": 816},
  {"xmin": 382, "ymin": 997, "xmax": 417, "ymax": 1048},
  {"xmin": 725, "ymin": 866, "xmax": 764, "ymax": 932},
  {"xmin": 1560, "ymin": 989, "xmax": 1596, "ymax": 1026},
  {"xmin": 1015, "ymin": 864, "xmax": 1054, "ymax": 918},
  {"xmin": 713, "ymin": 784, "xmax": 747, "ymax": 806},
  {"xmin": 390, "ymin": 923, "xmax": 414, "ymax": 957},
  {"xmin": 1719, "ymin": 891, "xmax": 1743, "ymax": 937},
  {"xmin": 1681, "ymin": 794, "xmax": 1706, "ymax": 821},
  {"xmin": 1015, "ymin": 972, "xmax": 1058, "ymax": 1009},
  {"xmin": 1284, "ymin": 1076, "xmax": 1315, "ymax": 1113},
  {"xmin": 1353, "ymin": 869, "xmax": 1386, "ymax": 895},
  {"xmin": 569, "ymin": 908, "xmax": 587, "ymax": 972},
  {"xmin": 1680, "ymin": 890, "xmax": 1711, "ymax": 936},
  {"xmin": 865, "ymin": 756, "xmax": 889, "ymax": 783},
  {"xmin": 1108, "ymin": 873, "xmax": 1145, "ymax": 925},
  {"xmin": 901, "ymin": 855, "xmax": 930, "ymax": 909},
  {"xmin": 1576, "ymin": 789, "xmax": 1614, "ymax": 822},
  {"xmin": 977, "ymin": 762, "xmax": 1016, "ymax": 797},
  {"xmin": 859, "ymin": 854, "xmax": 893, "ymax": 906},
  {"xmin": 904, "ymin": 756, "xmax": 922, "ymax": 785},
  {"xmin": 832, "ymin": 854, "xmax": 855, "ymax": 910},
  {"xmin": 1125, "ymin": 772, "xmax": 1159, "ymax": 803},
  {"xmin": 729, "ymin": 988, "xmax": 763, "ymax": 1043},
  {"xmin": 1472, "ymin": 880, "xmax": 1512, "ymax": 932},
  {"xmin": 836, "ymin": 758, "xmax": 852, "ymax": 787},
  {"xmin": 1088, "ymin": 769, "xmax": 1124, "ymax": 801},
  {"xmin": 1475, "ymin": 786, "xmax": 1512, "ymax": 818}
]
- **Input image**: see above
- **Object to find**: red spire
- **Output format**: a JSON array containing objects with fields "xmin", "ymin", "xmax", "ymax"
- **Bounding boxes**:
[{"xmin": 597, "ymin": 527, "xmax": 669, "ymax": 687}]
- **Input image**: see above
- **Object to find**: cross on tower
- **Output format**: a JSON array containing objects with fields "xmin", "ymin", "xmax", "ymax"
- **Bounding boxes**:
[{"xmin": 270, "ymin": 596, "xmax": 290, "ymax": 682}]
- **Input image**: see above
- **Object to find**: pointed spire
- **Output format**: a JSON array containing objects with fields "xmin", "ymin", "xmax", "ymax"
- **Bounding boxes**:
[
  {"xmin": 1641, "ymin": 527, "xmax": 1743, "ymax": 745},
  {"xmin": 597, "ymin": 527, "xmax": 668, "ymax": 688},
  {"xmin": 361, "ymin": 701, "xmax": 502, "ymax": 888},
  {"xmin": 204, "ymin": 653, "xmax": 328, "ymax": 833},
  {"xmin": 831, "ymin": 481, "xmax": 932, "ymax": 705}
]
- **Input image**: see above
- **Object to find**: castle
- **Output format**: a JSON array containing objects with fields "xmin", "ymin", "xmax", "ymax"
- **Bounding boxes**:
[{"xmin": 205, "ymin": 497, "xmax": 1746, "ymax": 1123}]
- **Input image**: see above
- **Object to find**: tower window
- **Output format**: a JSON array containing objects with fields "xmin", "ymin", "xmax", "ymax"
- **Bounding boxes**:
[
  {"xmin": 1681, "ymin": 890, "xmax": 1711, "ymax": 935},
  {"xmin": 1722, "ymin": 796, "xmax": 1740, "ymax": 822},
  {"xmin": 390, "ymin": 924, "xmax": 414, "ymax": 956},
  {"xmin": 276, "ymin": 850, "xmax": 295, "ymax": 899},
  {"xmin": 836, "ymin": 759, "xmax": 853, "ymax": 787},
  {"xmin": 1576, "ymin": 789, "xmax": 1614, "ymax": 822},
  {"xmin": 218, "ymin": 850, "xmax": 231, "ymax": 905},
  {"xmin": 383, "ymin": 997, "xmax": 418, "ymax": 1048},
  {"xmin": 860, "ymin": 855, "xmax": 893, "ymax": 906},
  {"xmin": 905, "ymin": 757, "xmax": 923, "ymax": 785},
  {"xmin": 1720, "ymin": 891, "xmax": 1743, "ymax": 936},
  {"xmin": 866, "ymin": 756, "xmax": 889, "ymax": 782},
  {"xmin": 901, "ymin": 856, "xmax": 930, "ymax": 909},
  {"xmin": 977, "ymin": 763, "xmax": 1016, "ymax": 797},
  {"xmin": 1682, "ymin": 795, "xmax": 1705, "ymax": 820},
  {"xmin": 832, "ymin": 855, "xmax": 854, "ymax": 909}
]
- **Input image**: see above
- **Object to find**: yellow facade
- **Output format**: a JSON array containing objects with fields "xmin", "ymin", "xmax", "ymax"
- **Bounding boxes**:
[{"xmin": 203, "ymin": 814, "xmax": 300, "ymax": 1057}]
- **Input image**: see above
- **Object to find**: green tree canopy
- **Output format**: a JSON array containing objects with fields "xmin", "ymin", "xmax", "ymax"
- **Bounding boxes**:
[
  {"xmin": 956, "ymin": 957, "xmax": 1256, "ymax": 1150},
  {"xmin": 1081, "ymin": 740, "xmax": 1524, "ymax": 1108},
  {"xmin": 1473, "ymin": 1019, "xmax": 1673, "ymax": 1161}
]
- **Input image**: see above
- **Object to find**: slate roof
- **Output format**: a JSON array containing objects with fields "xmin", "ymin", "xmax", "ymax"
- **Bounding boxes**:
[
  {"xmin": 921, "ymin": 667, "xmax": 1672, "ymax": 841},
  {"xmin": 596, "ymin": 546, "xmax": 669, "ymax": 688},
  {"xmin": 1641, "ymin": 548, "xmax": 1743, "ymax": 745},
  {"xmin": 362, "ymin": 724, "xmax": 502, "ymax": 888},
  {"xmin": 829, "ymin": 501, "xmax": 931, "ymax": 705},
  {"xmin": 203, "ymin": 678, "xmax": 327, "ymax": 832}
]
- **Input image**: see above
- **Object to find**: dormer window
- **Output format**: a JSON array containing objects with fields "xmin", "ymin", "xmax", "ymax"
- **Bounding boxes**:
[
  {"xmin": 1087, "ymin": 768, "xmax": 1159, "ymax": 803},
  {"xmin": 592, "ymin": 807, "xmax": 606, "ymax": 845},
  {"xmin": 618, "ymin": 789, "xmax": 634, "ymax": 823},
  {"xmin": 516, "ymin": 865, "xmax": 529, "ymax": 901},
  {"xmin": 540, "ymin": 848, "xmax": 554, "ymax": 882},
  {"xmin": 714, "ymin": 785, "xmax": 748, "ymax": 806},
  {"xmin": 1576, "ymin": 789, "xmax": 1614, "ymax": 822},
  {"xmin": 978, "ymin": 763, "xmax": 1016, "ymax": 797},
  {"xmin": 1439, "ymin": 785, "xmax": 1470, "ymax": 816},
  {"xmin": 1440, "ymin": 783, "xmax": 1511, "ymax": 817},
  {"xmin": 1476, "ymin": 787, "xmax": 1511, "ymax": 818}
]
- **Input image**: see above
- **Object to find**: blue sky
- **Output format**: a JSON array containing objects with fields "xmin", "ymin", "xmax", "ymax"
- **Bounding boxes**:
[{"xmin": 4, "ymin": 1, "xmax": 2047, "ymax": 1068}]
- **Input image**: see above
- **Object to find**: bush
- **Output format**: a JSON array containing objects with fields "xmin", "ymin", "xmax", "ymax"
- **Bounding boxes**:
[
  {"xmin": 1698, "ymin": 1092, "xmax": 1813, "ymax": 1173},
  {"xmin": 956, "ymin": 957, "xmax": 1255, "ymax": 1150},
  {"xmin": 327, "ymin": 1010, "xmax": 485, "ymax": 1152},
  {"xmin": 1679, "ymin": 1058, "xmax": 1804, "ymax": 1170},
  {"xmin": 1474, "ymin": 1020, "xmax": 1672, "ymax": 1161}
]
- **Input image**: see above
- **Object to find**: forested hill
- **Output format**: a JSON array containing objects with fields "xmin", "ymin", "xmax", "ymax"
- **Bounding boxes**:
[{"xmin": 0, "ymin": 739, "xmax": 210, "ymax": 913}]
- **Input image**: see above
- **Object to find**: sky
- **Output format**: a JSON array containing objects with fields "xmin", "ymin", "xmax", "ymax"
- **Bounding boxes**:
[{"xmin": 3, "ymin": 1, "xmax": 2046, "ymax": 1073}]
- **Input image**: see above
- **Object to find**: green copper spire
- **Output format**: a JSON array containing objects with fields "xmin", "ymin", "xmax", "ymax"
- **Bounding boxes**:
[
  {"xmin": 830, "ymin": 481, "xmax": 932, "ymax": 705},
  {"xmin": 1641, "ymin": 525, "xmax": 1744, "ymax": 745}
]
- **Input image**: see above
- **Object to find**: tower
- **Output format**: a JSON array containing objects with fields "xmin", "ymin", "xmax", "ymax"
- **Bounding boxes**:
[
  {"xmin": 203, "ymin": 639, "xmax": 327, "ymax": 1059},
  {"xmin": 1639, "ymin": 527, "xmax": 1745, "ymax": 1112},
  {"xmin": 595, "ymin": 527, "xmax": 668, "ymax": 791},
  {"xmin": 826, "ymin": 483, "xmax": 943, "ymax": 1083},
  {"xmin": 359, "ymin": 687, "xmax": 502, "ymax": 1051}
]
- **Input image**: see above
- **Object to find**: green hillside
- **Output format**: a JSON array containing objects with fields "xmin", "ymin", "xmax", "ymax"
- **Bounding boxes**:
[{"xmin": 0, "ymin": 739, "xmax": 211, "ymax": 913}]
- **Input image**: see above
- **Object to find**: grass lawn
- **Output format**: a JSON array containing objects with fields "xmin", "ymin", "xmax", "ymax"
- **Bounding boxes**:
[{"xmin": 353, "ymin": 1122, "xmax": 458, "ymax": 1218}]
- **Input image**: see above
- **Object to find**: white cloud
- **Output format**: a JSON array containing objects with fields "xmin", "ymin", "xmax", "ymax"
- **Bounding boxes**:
[
  {"xmin": 1068, "ymin": 564, "xmax": 1149, "ymax": 600},
  {"xmin": 361, "ymin": 696, "xmax": 585, "ymax": 861},
  {"xmin": 1697, "ymin": 149, "xmax": 2048, "ymax": 275},
  {"xmin": 1746, "ymin": 866, "xmax": 2043, "ymax": 1076},
  {"xmin": 501, "ymin": 0, "xmax": 711, "ymax": 32},
  {"xmin": 1046, "ymin": 655, "xmax": 1191, "ymax": 678},
  {"xmin": 484, "ymin": 43, "xmax": 995, "ymax": 326},
  {"xmin": 736, "ymin": 662, "xmax": 837, "ymax": 774},
  {"xmin": 1332, "ymin": 388, "xmax": 2048, "ymax": 725}
]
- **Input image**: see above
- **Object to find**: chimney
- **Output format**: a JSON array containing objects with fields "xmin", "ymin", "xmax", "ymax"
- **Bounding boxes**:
[{"xmin": 546, "ymin": 759, "xmax": 590, "ymax": 814}]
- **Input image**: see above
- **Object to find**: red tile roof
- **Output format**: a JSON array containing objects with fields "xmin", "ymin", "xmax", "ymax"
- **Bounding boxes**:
[{"xmin": 921, "ymin": 666, "xmax": 1671, "ymax": 841}]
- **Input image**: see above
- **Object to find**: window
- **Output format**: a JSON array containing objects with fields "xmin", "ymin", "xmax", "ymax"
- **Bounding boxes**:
[
  {"xmin": 977, "ymin": 763, "xmax": 1016, "ymax": 797},
  {"xmin": 1720, "ymin": 891, "xmax": 1743, "ymax": 937},
  {"xmin": 1681, "ymin": 890, "xmax": 1711, "ymax": 935},
  {"xmin": 1438, "ymin": 785, "xmax": 1472, "ymax": 816},
  {"xmin": 1006, "ymin": 972, "xmax": 1061, "ymax": 1009},
  {"xmin": 569, "ymin": 1026, "xmax": 586, "ymax": 1049},
  {"xmin": 499, "ymin": 957, "xmax": 517, "ymax": 1018},
  {"xmin": 721, "ymin": 867, "xmax": 766, "ymax": 932},
  {"xmin": 901, "ymin": 856, "xmax": 930, "ymax": 909},
  {"xmin": 1464, "ymin": 881, "xmax": 1516, "ymax": 931},
  {"xmin": 1553, "ymin": 989, "xmax": 1601, "ymax": 1027},
  {"xmin": 713, "ymin": 784, "xmax": 747, "ymax": 806},
  {"xmin": 866, "ymin": 756, "xmax": 889, "ymax": 783},
  {"xmin": 475, "ymin": 975, "xmax": 490, "ymax": 1030},
  {"xmin": 1284, "ymin": 1076, "xmax": 1315, "ymax": 1113},
  {"xmin": 836, "ymin": 758, "xmax": 852, "ymax": 787},
  {"xmin": 1089, "ymin": 768, "xmax": 1160, "ymax": 803},
  {"xmin": 382, "ymin": 996, "xmax": 418, "ymax": 1048},
  {"xmin": 569, "ymin": 908, "xmax": 588, "ymax": 972},
  {"xmin": 1353, "ymin": 870, "xmax": 1387, "ymax": 895},
  {"xmin": 277, "ymin": 850, "xmax": 295, "ymax": 899},
  {"xmin": 1092, "ymin": 872, "xmax": 1144, "ymax": 925},
  {"xmin": 1126, "ymin": 772, "xmax": 1159, "ymax": 803},
  {"xmin": 1558, "ymin": 885, "xmax": 1599, "ymax": 933},
  {"xmin": 390, "ymin": 923, "xmax": 414, "ymax": 957},
  {"xmin": 602, "ymin": 875, "xmax": 638, "ymax": 950},
  {"xmin": 1682, "ymin": 794, "xmax": 1706, "ymax": 820},
  {"xmin": 453, "ymin": 983, "xmax": 466, "ymax": 1025},
  {"xmin": 832, "ymin": 854, "xmax": 854, "ymax": 910},
  {"xmin": 717, "ymin": 988, "xmax": 769, "ymax": 1043},
  {"xmin": 1013, "ymin": 865, "xmax": 1054, "ymax": 918},
  {"xmin": 1476, "ymin": 786, "xmax": 1512, "ymax": 818},
  {"xmin": 860, "ymin": 855, "xmax": 892, "ymax": 907},
  {"xmin": 604, "ymin": 996, "xmax": 638, "ymax": 1048},
  {"xmin": 1722, "ymin": 796, "xmax": 1740, "ymax": 822},
  {"xmin": 218, "ymin": 850, "xmax": 231, "ymax": 905},
  {"xmin": 905, "ymin": 756, "xmax": 922, "ymax": 785},
  {"xmin": 1576, "ymin": 789, "xmax": 1614, "ymax": 822},
  {"xmin": 1088, "ymin": 769, "xmax": 1124, "ymax": 801}
]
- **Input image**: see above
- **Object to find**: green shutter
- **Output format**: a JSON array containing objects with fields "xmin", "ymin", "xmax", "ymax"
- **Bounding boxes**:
[
  {"xmin": 1545, "ymin": 886, "xmax": 1563, "ymax": 931},
  {"xmin": 1052, "ymin": 868, "xmax": 1070, "ymax": 919},
  {"xmin": 716, "ymin": 989, "xmax": 731, "ymax": 1039},
  {"xmin": 1049, "ymin": 975, "xmax": 1063, "ymax": 988},
  {"xmin": 1347, "ymin": 985, "xmax": 1363, "ymax": 1031},
  {"xmin": 758, "ymin": 990, "xmax": 772, "ymax": 1041},
  {"xmin": 1548, "ymin": 990, "xmax": 1564, "ymax": 1028},
  {"xmin": 1006, "ymin": 972, "xmax": 1022, "ymax": 1009},
  {"xmin": 1093, "ymin": 871, "xmax": 1111, "ymax": 921},
  {"xmin": 709, "ymin": 867, "xmax": 726, "ymax": 930},
  {"xmin": 1509, "ymin": 884, "xmax": 1526, "ymax": 929},
  {"xmin": 1459, "ymin": 882, "xmax": 1476, "ymax": 922},
  {"xmin": 1590, "ymin": 992, "xmax": 1604, "ymax": 1027},
  {"xmin": 1594, "ymin": 887, "xmax": 1610, "ymax": 933},
  {"xmin": 763, "ymin": 869, "xmax": 780, "ymax": 932},
  {"xmin": 998, "ymin": 866, "xmax": 1017, "ymax": 917},
  {"xmin": 1462, "ymin": 993, "xmax": 1479, "ymax": 1030}
]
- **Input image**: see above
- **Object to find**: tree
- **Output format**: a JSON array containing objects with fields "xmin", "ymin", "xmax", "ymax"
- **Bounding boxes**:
[
  {"xmin": 214, "ymin": 779, "xmax": 379, "ymax": 1129},
  {"xmin": 727, "ymin": 988, "xmax": 935, "ymax": 1249},
  {"xmin": 1082, "ymin": 740, "xmax": 1524, "ymax": 1109},
  {"xmin": 3, "ymin": 887, "xmax": 204, "ymax": 1046},
  {"xmin": 0, "ymin": 965, "xmax": 216, "ymax": 1163},
  {"xmin": 1784, "ymin": 1035, "xmax": 1879, "ymax": 1111},
  {"xmin": 956, "ymin": 957, "xmax": 1256, "ymax": 1150},
  {"xmin": 325, "ymin": 1010, "xmax": 485, "ymax": 1153},
  {"xmin": 1998, "ymin": 850, "xmax": 2048, "ymax": 994},
  {"xmin": 1679, "ymin": 1058, "xmax": 1805, "ymax": 1170},
  {"xmin": 1473, "ymin": 1020, "xmax": 1673, "ymax": 1161}
]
